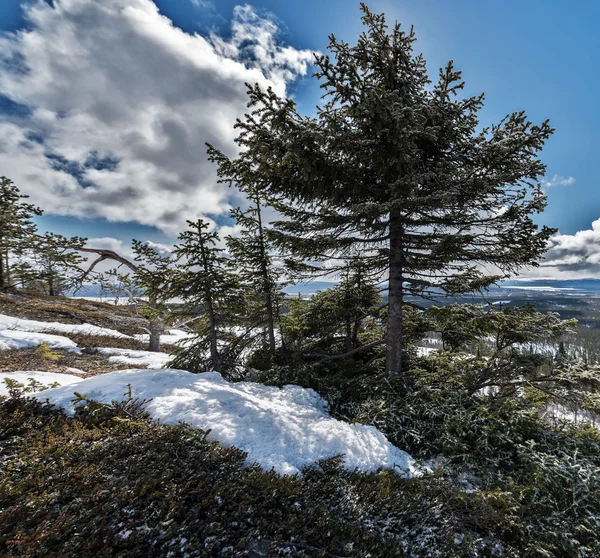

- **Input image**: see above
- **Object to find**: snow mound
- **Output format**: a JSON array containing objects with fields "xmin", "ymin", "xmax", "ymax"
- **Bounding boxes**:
[
  {"xmin": 37, "ymin": 369, "xmax": 417, "ymax": 477},
  {"xmin": 0, "ymin": 371, "xmax": 83, "ymax": 396},
  {"xmin": 0, "ymin": 314, "xmax": 130, "ymax": 338},
  {"xmin": 0, "ymin": 329, "xmax": 80, "ymax": 352},
  {"xmin": 96, "ymin": 347, "xmax": 171, "ymax": 368}
]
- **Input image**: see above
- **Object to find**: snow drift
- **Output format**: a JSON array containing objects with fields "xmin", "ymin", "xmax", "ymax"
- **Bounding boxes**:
[{"xmin": 33, "ymin": 368, "xmax": 417, "ymax": 477}]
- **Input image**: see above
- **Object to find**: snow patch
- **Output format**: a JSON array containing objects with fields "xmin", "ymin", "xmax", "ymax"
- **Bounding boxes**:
[
  {"xmin": 0, "ymin": 329, "xmax": 80, "ymax": 352},
  {"xmin": 96, "ymin": 347, "xmax": 171, "ymax": 368},
  {"xmin": 0, "ymin": 313, "xmax": 130, "ymax": 338},
  {"xmin": 37, "ymin": 369, "xmax": 417, "ymax": 477},
  {"xmin": 0, "ymin": 371, "xmax": 83, "ymax": 396}
]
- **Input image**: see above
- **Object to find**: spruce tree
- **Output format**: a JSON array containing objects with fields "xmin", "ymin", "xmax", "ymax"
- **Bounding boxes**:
[
  {"xmin": 227, "ymin": 199, "xmax": 284, "ymax": 360},
  {"xmin": 30, "ymin": 233, "xmax": 87, "ymax": 296},
  {"xmin": 169, "ymin": 219, "xmax": 243, "ymax": 373},
  {"xmin": 0, "ymin": 176, "xmax": 42, "ymax": 289},
  {"xmin": 131, "ymin": 240, "xmax": 176, "ymax": 352},
  {"xmin": 207, "ymin": 147, "xmax": 287, "ymax": 362},
  {"xmin": 219, "ymin": 5, "xmax": 555, "ymax": 378}
]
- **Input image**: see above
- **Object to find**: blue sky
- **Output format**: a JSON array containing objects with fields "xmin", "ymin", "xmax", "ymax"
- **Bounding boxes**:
[{"xmin": 0, "ymin": 0, "xmax": 598, "ymax": 278}]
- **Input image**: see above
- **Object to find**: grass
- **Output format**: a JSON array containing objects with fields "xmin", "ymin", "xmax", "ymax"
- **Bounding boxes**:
[
  {"xmin": 0, "ymin": 347, "xmax": 146, "ymax": 376},
  {"xmin": 0, "ymin": 291, "xmax": 147, "ymax": 337},
  {"xmin": 0, "ymin": 394, "xmax": 463, "ymax": 558}
]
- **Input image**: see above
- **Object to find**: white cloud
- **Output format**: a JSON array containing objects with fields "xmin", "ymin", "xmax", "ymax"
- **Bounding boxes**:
[
  {"xmin": 0, "ymin": 0, "xmax": 314, "ymax": 235},
  {"xmin": 519, "ymin": 219, "xmax": 600, "ymax": 279},
  {"xmin": 542, "ymin": 174, "xmax": 576, "ymax": 188}
]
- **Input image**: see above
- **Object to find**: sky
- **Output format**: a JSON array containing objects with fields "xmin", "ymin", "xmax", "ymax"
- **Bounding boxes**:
[{"xmin": 0, "ymin": 0, "xmax": 599, "ymax": 279}]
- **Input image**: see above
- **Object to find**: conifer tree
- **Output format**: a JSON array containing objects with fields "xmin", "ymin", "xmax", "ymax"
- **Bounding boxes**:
[
  {"xmin": 169, "ymin": 219, "xmax": 243, "ymax": 373},
  {"xmin": 219, "ymin": 5, "xmax": 555, "ymax": 378},
  {"xmin": 30, "ymin": 233, "xmax": 87, "ymax": 296},
  {"xmin": 207, "ymin": 147, "xmax": 287, "ymax": 362},
  {"xmin": 227, "ymin": 200, "xmax": 284, "ymax": 360},
  {"xmin": 131, "ymin": 240, "xmax": 176, "ymax": 352},
  {"xmin": 0, "ymin": 176, "xmax": 42, "ymax": 289}
]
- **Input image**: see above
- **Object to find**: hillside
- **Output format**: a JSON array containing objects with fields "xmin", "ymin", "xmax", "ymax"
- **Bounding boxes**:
[{"xmin": 2, "ymin": 290, "xmax": 600, "ymax": 557}]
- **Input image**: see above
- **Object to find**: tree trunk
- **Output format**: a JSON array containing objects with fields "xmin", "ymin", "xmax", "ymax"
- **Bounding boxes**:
[
  {"xmin": 4, "ymin": 250, "xmax": 10, "ymax": 287},
  {"xmin": 0, "ymin": 240, "xmax": 4, "ymax": 290},
  {"xmin": 264, "ymin": 288, "xmax": 277, "ymax": 357},
  {"xmin": 148, "ymin": 319, "xmax": 163, "ymax": 353},
  {"xmin": 345, "ymin": 319, "xmax": 353, "ymax": 353},
  {"xmin": 386, "ymin": 210, "xmax": 404, "ymax": 376},
  {"xmin": 352, "ymin": 318, "xmax": 361, "ymax": 348},
  {"xmin": 256, "ymin": 198, "xmax": 277, "ymax": 359},
  {"xmin": 205, "ymin": 294, "xmax": 221, "ymax": 372}
]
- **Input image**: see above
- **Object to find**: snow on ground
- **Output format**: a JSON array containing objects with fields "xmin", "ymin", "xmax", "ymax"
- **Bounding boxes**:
[
  {"xmin": 416, "ymin": 346, "xmax": 438, "ymax": 357},
  {"xmin": 0, "ymin": 371, "xmax": 83, "ymax": 396},
  {"xmin": 134, "ymin": 329, "xmax": 193, "ymax": 346},
  {"xmin": 0, "ymin": 314, "xmax": 130, "ymax": 338},
  {"xmin": 36, "ymin": 368, "xmax": 417, "ymax": 477},
  {"xmin": 96, "ymin": 347, "xmax": 171, "ymax": 368},
  {"xmin": 0, "ymin": 329, "xmax": 80, "ymax": 352}
]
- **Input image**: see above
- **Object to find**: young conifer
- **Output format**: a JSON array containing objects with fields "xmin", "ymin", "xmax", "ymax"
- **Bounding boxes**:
[
  {"xmin": 30, "ymin": 233, "xmax": 87, "ymax": 296},
  {"xmin": 169, "ymin": 219, "xmax": 243, "ymax": 373}
]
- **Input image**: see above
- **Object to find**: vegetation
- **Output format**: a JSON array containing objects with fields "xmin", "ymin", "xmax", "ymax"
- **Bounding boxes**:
[
  {"xmin": 2, "ymin": 4, "xmax": 600, "ymax": 557},
  {"xmin": 208, "ymin": 4, "xmax": 555, "ymax": 378},
  {"xmin": 0, "ymin": 176, "xmax": 42, "ymax": 290}
]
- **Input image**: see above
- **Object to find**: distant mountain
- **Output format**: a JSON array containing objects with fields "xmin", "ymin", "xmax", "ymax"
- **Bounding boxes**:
[
  {"xmin": 499, "ymin": 279, "xmax": 600, "ymax": 295},
  {"xmin": 72, "ymin": 278, "xmax": 600, "ymax": 300}
]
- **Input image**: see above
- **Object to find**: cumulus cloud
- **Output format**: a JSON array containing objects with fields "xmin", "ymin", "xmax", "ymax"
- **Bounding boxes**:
[
  {"xmin": 542, "ymin": 174, "xmax": 576, "ymax": 188},
  {"xmin": 0, "ymin": 0, "xmax": 314, "ymax": 235},
  {"xmin": 523, "ymin": 219, "xmax": 600, "ymax": 279}
]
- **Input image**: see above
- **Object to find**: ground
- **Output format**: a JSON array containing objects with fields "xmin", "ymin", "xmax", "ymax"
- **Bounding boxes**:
[{"xmin": 0, "ymin": 291, "xmax": 176, "ymax": 375}]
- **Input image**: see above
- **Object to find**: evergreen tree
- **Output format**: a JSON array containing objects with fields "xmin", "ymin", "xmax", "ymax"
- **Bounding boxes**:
[
  {"xmin": 30, "ymin": 233, "xmax": 87, "ymax": 296},
  {"xmin": 218, "ymin": 5, "xmax": 555, "ymax": 380},
  {"xmin": 131, "ymin": 240, "xmax": 176, "ymax": 352},
  {"xmin": 10, "ymin": 258, "xmax": 38, "ymax": 290},
  {"xmin": 169, "ymin": 219, "xmax": 243, "ymax": 374},
  {"xmin": 0, "ymin": 176, "xmax": 42, "ymax": 289},
  {"xmin": 227, "ymin": 199, "xmax": 285, "ymax": 361},
  {"xmin": 208, "ymin": 147, "xmax": 288, "ymax": 362},
  {"xmin": 282, "ymin": 267, "xmax": 383, "ymax": 359}
]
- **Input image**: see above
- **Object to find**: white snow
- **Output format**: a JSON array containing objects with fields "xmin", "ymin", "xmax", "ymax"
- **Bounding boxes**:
[
  {"xmin": 0, "ymin": 329, "xmax": 80, "ymax": 352},
  {"xmin": 36, "ymin": 368, "xmax": 417, "ymax": 477},
  {"xmin": 0, "ymin": 313, "xmax": 130, "ymax": 338},
  {"xmin": 0, "ymin": 371, "xmax": 83, "ymax": 396},
  {"xmin": 416, "ymin": 346, "xmax": 438, "ymax": 357},
  {"xmin": 134, "ymin": 329, "xmax": 193, "ymax": 346},
  {"xmin": 96, "ymin": 347, "xmax": 171, "ymax": 368}
]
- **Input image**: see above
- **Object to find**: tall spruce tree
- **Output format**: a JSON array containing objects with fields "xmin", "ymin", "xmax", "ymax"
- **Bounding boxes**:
[
  {"xmin": 0, "ymin": 176, "xmax": 42, "ymax": 289},
  {"xmin": 217, "ymin": 5, "xmax": 555, "ymax": 378}
]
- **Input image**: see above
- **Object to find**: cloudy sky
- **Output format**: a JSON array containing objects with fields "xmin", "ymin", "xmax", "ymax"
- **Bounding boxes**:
[{"xmin": 0, "ymin": 0, "xmax": 599, "ymax": 279}]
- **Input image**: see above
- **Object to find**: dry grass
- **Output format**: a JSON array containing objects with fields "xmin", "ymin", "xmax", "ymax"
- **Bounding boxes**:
[
  {"xmin": 0, "ymin": 291, "xmax": 149, "ymax": 337},
  {"xmin": 0, "ymin": 348, "xmax": 146, "ymax": 376},
  {"xmin": 65, "ymin": 333, "xmax": 177, "ymax": 354},
  {"xmin": 0, "ymin": 290, "xmax": 178, "ymax": 377}
]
